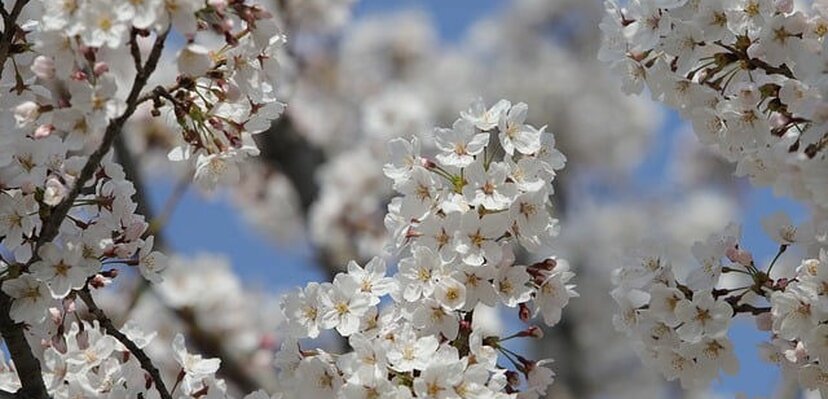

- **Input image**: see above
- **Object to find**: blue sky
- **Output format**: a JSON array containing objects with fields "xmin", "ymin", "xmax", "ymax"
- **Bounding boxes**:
[{"xmin": 149, "ymin": 1, "xmax": 810, "ymax": 397}]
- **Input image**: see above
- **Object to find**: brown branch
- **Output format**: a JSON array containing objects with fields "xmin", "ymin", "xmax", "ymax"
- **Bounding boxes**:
[
  {"xmin": 78, "ymin": 288, "xmax": 173, "ymax": 399},
  {"xmin": 0, "ymin": 2, "xmax": 49, "ymax": 398},
  {"xmin": 33, "ymin": 27, "xmax": 170, "ymax": 255},
  {"xmin": 0, "ymin": 25, "xmax": 169, "ymax": 399},
  {"xmin": 0, "ymin": 0, "xmax": 29, "ymax": 71},
  {"xmin": 0, "ymin": 292, "xmax": 49, "ymax": 399}
]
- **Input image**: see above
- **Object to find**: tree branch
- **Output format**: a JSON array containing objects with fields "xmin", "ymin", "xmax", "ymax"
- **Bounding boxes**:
[
  {"xmin": 0, "ymin": 25, "xmax": 169, "ymax": 399},
  {"xmin": 0, "ymin": 292, "xmax": 49, "ymax": 399},
  {"xmin": 33, "ymin": 26, "xmax": 170, "ymax": 256},
  {"xmin": 0, "ymin": 0, "xmax": 29, "ymax": 71},
  {"xmin": 0, "ymin": 2, "xmax": 49, "ymax": 398},
  {"xmin": 78, "ymin": 288, "xmax": 173, "ymax": 399}
]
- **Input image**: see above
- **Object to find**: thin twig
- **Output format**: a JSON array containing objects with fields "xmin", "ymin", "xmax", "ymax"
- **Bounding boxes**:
[{"xmin": 78, "ymin": 288, "xmax": 173, "ymax": 399}]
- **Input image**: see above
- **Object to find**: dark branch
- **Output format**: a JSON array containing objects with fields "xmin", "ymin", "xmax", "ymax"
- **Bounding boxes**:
[
  {"xmin": 34, "ymin": 27, "xmax": 170, "ymax": 255},
  {"xmin": 78, "ymin": 289, "xmax": 173, "ymax": 399},
  {"xmin": 0, "ymin": 0, "xmax": 29, "ymax": 71},
  {"xmin": 0, "ymin": 292, "xmax": 49, "ymax": 399}
]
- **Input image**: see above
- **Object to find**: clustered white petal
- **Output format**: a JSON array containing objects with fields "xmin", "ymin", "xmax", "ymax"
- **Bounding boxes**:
[
  {"xmin": 278, "ymin": 100, "xmax": 577, "ymax": 398},
  {"xmin": 0, "ymin": 0, "xmax": 287, "ymax": 397},
  {"xmin": 602, "ymin": 0, "xmax": 828, "ymax": 394}
]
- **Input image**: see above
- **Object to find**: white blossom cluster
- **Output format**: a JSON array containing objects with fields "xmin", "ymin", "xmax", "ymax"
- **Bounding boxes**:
[
  {"xmin": 599, "ymin": 0, "xmax": 828, "ymax": 211},
  {"xmin": 0, "ymin": 315, "xmax": 282, "ymax": 399},
  {"xmin": 0, "ymin": 0, "xmax": 287, "ymax": 397},
  {"xmin": 277, "ymin": 101, "xmax": 577, "ymax": 399},
  {"xmin": 611, "ymin": 211, "xmax": 828, "ymax": 393},
  {"xmin": 211, "ymin": 5, "xmax": 661, "ymax": 265},
  {"xmin": 1, "ymin": 156, "xmax": 167, "ymax": 324}
]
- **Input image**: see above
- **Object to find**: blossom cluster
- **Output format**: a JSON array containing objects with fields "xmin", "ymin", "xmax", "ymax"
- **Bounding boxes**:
[
  {"xmin": 0, "ymin": 316, "xmax": 278, "ymax": 399},
  {"xmin": 599, "ymin": 0, "xmax": 828, "ymax": 212},
  {"xmin": 612, "ymin": 211, "xmax": 828, "ymax": 394},
  {"xmin": 0, "ymin": 0, "xmax": 288, "ymax": 314},
  {"xmin": 277, "ymin": 101, "xmax": 577, "ymax": 398},
  {"xmin": 0, "ymin": 0, "xmax": 287, "ymax": 396}
]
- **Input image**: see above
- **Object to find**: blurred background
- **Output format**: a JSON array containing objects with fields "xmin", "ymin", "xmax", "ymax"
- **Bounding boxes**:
[{"xmin": 108, "ymin": 0, "xmax": 810, "ymax": 397}]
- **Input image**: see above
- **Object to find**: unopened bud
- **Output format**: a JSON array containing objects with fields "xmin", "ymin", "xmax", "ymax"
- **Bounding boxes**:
[
  {"xmin": 34, "ymin": 123, "xmax": 55, "ymax": 139},
  {"xmin": 519, "ymin": 303, "xmax": 531, "ymax": 322},
  {"xmin": 31, "ymin": 56, "xmax": 55, "ymax": 79},
  {"xmin": 505, "ymin": 370, "xmax": 520, "ymax": 387},
  {"xmin": 93, "ymin": 62, "xmax": 109, "ymax": 76}
]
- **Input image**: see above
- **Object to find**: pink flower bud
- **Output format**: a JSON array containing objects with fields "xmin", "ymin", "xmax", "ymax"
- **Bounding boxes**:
[
  {"xmin": 43, "ymin": 177, "xmax": 67, "ymax": 206},
  {"xmin": 519, "ymin": 303, "xmax": 531, "ymax": 322},
  {"xmin": 34, "ymin": 123, "xmax": 55, "ymax": 139},
  {"xmin": 71, "ymin": 70, "xmax": 88, "ymax": 81}
]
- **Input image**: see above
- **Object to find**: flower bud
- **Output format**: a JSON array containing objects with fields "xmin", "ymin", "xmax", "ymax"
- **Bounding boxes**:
[
  {"xmin": 93, "ymin": 62, "xmax": 109, "ymax": 76},
  {"xmin": 43, "ymin": 177, "xmax": 67, "ymax": 206},
  {"xmin": 31, "ymin": 56, "xmax": 55, "ymax": 79},
  {"xmin": 519, "ymin": 303, "xmax": 531, "ymax": 322},
  {"xmin": 34, "ymin": 123, "xmax": 55, "ymax": 139},
  {"xmin": 14, "ymin": 101, "xmax": 39, "ymax": 127}
]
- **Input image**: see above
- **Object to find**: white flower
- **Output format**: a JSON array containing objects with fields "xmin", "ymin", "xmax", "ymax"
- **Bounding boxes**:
[
  {"xmin": 497, "ymin": 102, "xmax": 541, "ymax": 155},
  {"xmin": 386, "ymin": 330, "xmax": 438, "ymax": 373},
  {"xmin": 178, "ymin": 43, "xmax": 213, "ymax": 77},
  {"xmin": 771, "ymin": 285, "xmax": 820, "ymax": 340},
  {"xmin": 461, "ymin": 98, "xmax": 510, "ymax": 130},
  {"xmin": 648, "ymin": 283, "xmax": 686, "ymax": 327},
  {"xmin": 455, "ymin": 212, "xmax": 508, "ymax": 267},
  {"xmin": 346, "ymin": 257, "xmax": 396, "ymax": 305},
  {"xmin": 494, "ymin": 265, "xmax": 533, "ymax": 307},
  {"xmin": 462, "ymin": 161, "xmax": 517, "ymax": 211},
  {"xmin": 434, "ymin": 118, "xmax": 489, "ymax": 168},
  {"xmin": 79, "ymin": 0, "xmax": 130, "ymax": 48},
  {"xmin": 30, "ymin": 243, "xmax": 92, "ymax": 299},
  {"xmin": 2, "ymin": 275, "xmax": 50, "ymax": 323},
  {"xmin": 397, "ymin": 245, "xmax": 445, "ymax": 302},
  {"xmin": 172, "ymin": 333, "xmax": 221, "ymax": 392},
  {"xmin": 433, "ymin": 277, "xmax": 466, "ymax": 310},
  {"xmin": 282, "ymin": 282, "xmax": 323, "ymax": 339},
  {"xmin": 674, "ymin": 290, "xmax": 733, "ymax": 342},
  {"xmin": 412, "ymin": 347, "xmax": 464, "ymax": 399},
  {"xmin": 137, "ymin": 236, "xmax": 168, "ymax": 283},
  {"xmin": 411, "ymin": 298, "xmax": 460, "ymax": 340},
  {"xmin": 761, "ymin": 211, "xmax": 801, "ymax": 245},
  {"xmin": 319, "ymin": 275, "xmax": 373, "ymax": 336},
  {"xmin": 398, "ymin": 166, "xmax": 441, "ymax": 218},
  {"xmin": 534, "ymin": 260, "xmax": 578, "ymax": 326},
  {"xmin": 296, "ymin": 356, "xmax": 342, "ymax": 399},
  {"xmin": 384, "ymin": 137, "xmax": 422, "ymax": 184}
]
